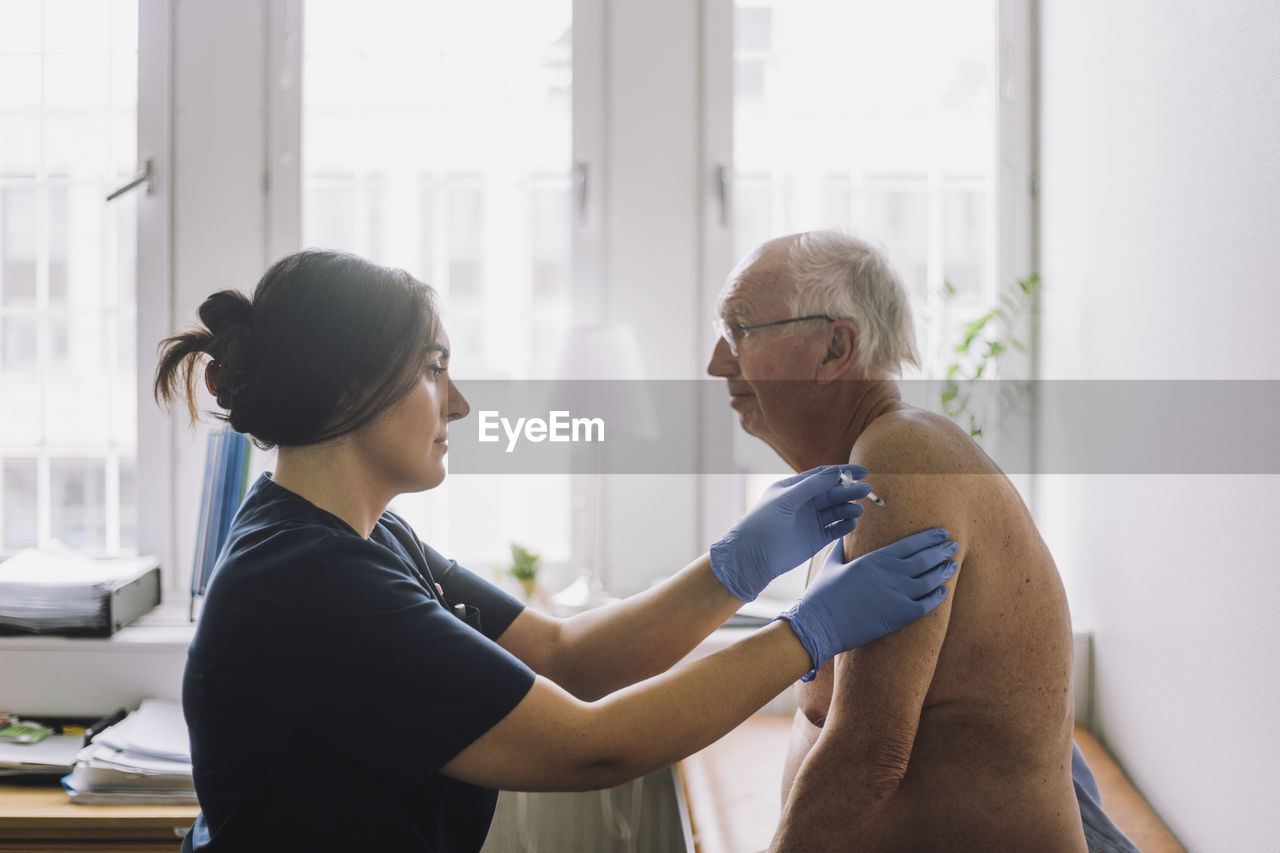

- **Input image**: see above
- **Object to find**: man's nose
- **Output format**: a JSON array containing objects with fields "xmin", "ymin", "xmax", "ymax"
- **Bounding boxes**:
[
  {"xmin": 706, "ymin": 337, "xmax": 739, "ymax": 378},
  {"xmin": 447, "ymin": 379, "xmax": 470, "ymax": 421}
]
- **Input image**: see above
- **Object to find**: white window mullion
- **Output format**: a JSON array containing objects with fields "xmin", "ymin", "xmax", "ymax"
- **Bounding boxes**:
[
  {"xmin": 35, "ymin": 451, "xmax": 51, "ymax": 548},
  {"xmin": 572, "ymin": 0, "xmax": 608, "ymax": 326},
  {"xmin": 104, "ymin": 450, "xmax": 120, "ymax": 553},
  {"xmin": 265, "ymin": 0, "xmax": 302, "ymax": 265},
  {"xmin": 698, "ymin": 0, "xmax": 745, "ymax": 550},
  {"xmin": 135, "ymin": 0, "xmax": 176, "ymax": 591},
  {"xmin": 995, "ymin": 0, "xmax": 1036, "ymax": 507}
]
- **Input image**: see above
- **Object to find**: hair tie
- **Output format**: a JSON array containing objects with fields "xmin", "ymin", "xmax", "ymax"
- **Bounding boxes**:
[{"xmin": 205, "ymin": 360, "xmax": 223, "ymax": 398}]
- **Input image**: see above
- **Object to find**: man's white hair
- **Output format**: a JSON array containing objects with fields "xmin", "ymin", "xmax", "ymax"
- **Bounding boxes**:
[{"xmin": 785, "ymin": 230, "xmax": 920, "ymax": 377}]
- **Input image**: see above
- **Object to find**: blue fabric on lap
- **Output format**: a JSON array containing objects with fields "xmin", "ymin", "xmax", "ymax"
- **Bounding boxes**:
[{"xmin": 1072, "ymin": 740, "xmax": 1142, "ymax": 853}]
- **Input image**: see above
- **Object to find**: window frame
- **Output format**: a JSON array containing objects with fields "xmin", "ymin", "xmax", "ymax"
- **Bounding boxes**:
[
  {"xmin": 138, "ymin": 0, "xmax": 1034, "ymax": 603},
  {"xmin": 0, "ymin": 3, "xmax": 147, "ymax": 563},
  {"xmin": 698, "ymin": 0, "xmax": 1037, "ymax": 547},
  {"xmin": 133, "ymin": 0, "xmax": 175, "ymax": 596},
  {"xmin": 138, "ymin": 0, "xmax": 296, "ymax": 605}
]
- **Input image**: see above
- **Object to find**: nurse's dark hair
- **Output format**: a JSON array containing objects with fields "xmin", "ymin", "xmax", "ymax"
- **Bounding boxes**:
[{"xmin": 154, "ymin": 249, "xmax": 441, "ymax": 448}]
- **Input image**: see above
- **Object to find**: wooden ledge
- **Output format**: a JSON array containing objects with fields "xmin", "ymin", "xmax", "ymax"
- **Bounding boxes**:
[
  {"xmin": 1073, "ymin": 726, "xmax": 1184, "ymax": 853},
  {"xmin": 677, "ymin": 716, "xmax": 1183, "ymax": 853}
]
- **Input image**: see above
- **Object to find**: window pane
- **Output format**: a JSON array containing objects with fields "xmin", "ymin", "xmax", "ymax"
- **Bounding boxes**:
[
  {"xmin": 45, "ymin": 53, "xmax": 112, "ymax": 109},
  {"xmin": 2, "ymin": 458, "xmax": 38, "ymax": 549},
  {"xmin": 113, "ymin": 190, "xmax": 137, "ymax": 306},
  {"xmin": 0, "ymin": 56, "xmax": 41, "ymax": 108},
  {"xmin": 48, "ymin": 181, "xmax": 69, "ymax": 305},
  {"xmin": 1, "ymin": 184, "xmax": 38, "ymax": 305},
  {"xmin": 859, "ymin": 183, "xmax": 929, "ymax": 304},
  {"xmin": 735, "ymin": 7, "xmax": 772, "ymax": 99},
  {"xmin": 48, "ymin": 313, "xmax": 71, "ymax": 368},
  {"xmin": 1, "ymin": 316, "xmax": 37, "ymax": 368},
  {"xmin": 44, "ymin": 0, "xmax": 112, "ymax": 53},
  {"xmin": 446, "ymin": 179, "xmax": 484, "ymax": 302},
  {"xmin": 737, "ymin": 174, "xmax": 773, "ymax": 263},
  {"xmin": 303, "ymin": 0, "xmax": 573, "ymax": 569},
  {"xmin": 420, "ymin": 179, "xmax": 436, "ymax": 287},
  {"xmin": 732, "ymin": 0, "xmax": 996, "ymax": 358},
  {"xmin": 530, "ymin": 177, "xmax": 570, "ymax": 299},
  {"xmin": 943, "ymin": 185, "xmax": 988, "ymax": 296},
  {"xmin": 50, "ymin": 457, "xmax": 105, "ymax": 549},
  {"xmin": 0, "ymin": 1, "xmax": 42, "ymax": 53},
  {"xmin": 119, "ymin": 456, "xmax": 136, "ymax": 550},
  {"xmin": 0, "ymin": 0, "xmax": 138, "ymax": 555},
  {"xmin": 822, "ymin": 175, "xmax": 853, "ymax": 233},
  {"xmin": 729, "ymin": 0, "xmax": 997, "ymax": 495},
  {"xmin": 303, "ymin": 178, "xmax": 357, "ymax": 251}
]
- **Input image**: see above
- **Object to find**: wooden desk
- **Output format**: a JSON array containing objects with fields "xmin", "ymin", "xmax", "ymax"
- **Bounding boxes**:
[
  {"xmin": 676, "ymin": 716, "xmax": 1183, "ymax": 853},
  {"xmin": 0, "ymin": 783, "xmax": 198, "ymax": 852}
]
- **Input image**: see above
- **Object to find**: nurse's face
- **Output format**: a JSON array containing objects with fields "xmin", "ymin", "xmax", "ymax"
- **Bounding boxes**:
[{"xmin": 357, "ymin": 328, "xmax": 470, "ymax": 494}]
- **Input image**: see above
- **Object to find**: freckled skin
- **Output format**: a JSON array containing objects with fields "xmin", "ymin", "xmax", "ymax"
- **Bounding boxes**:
[{"xmin": 780, "ymin": 410, "xmax": 1085, "ymax": 852}]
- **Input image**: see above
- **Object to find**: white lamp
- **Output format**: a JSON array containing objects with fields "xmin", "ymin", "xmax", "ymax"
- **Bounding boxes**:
[{"xmin": 547, "ymin": 323, "xmax": 656, "ymax": 614}]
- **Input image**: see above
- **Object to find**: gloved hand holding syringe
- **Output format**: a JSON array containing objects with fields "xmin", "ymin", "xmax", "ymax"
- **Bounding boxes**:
[{"xmin": 840, "ymin": 469, "xmax": 886, "ymax": 507}]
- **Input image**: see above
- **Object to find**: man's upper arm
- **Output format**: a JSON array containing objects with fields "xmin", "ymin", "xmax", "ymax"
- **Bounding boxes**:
[
  {"xmin": 816, "ymin": 468, "xmax": 963, "ymax": 779},
  {"xmin": 773, "ymin": 467, "xmax": 963, "ymax": 850}
]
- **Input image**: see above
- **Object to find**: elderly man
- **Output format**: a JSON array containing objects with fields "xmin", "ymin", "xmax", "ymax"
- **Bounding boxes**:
[{"xmin": 707, "ymin": 231, "xmax": 1135, "ymax": 852}]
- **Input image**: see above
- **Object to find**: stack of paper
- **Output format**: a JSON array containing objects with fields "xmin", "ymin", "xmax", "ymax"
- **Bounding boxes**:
[
  {"xmin": 0, "ymin": 545, "xmax": 160, "ymax": 634},
  {"xmin": 0, "ymin": 734, "xmax": 84, "ymax": 777},
  {"xmin": 62, "ymin": 699, "xmax": 197, "ymax": 805}
]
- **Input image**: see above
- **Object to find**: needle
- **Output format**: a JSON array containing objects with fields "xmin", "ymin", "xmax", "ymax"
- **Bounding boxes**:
[{"xmin": 840, "ymin": 469, "xmax": 887, "ymax": 508}]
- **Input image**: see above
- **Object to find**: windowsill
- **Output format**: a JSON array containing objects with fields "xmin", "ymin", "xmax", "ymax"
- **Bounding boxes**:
[{"xmin": 0, "ymin": 603, "xmax": 195, "ymax": 652}]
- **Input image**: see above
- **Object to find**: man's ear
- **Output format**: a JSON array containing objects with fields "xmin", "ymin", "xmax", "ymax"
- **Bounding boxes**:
[{"xmin": 817, "ymin": 321, "xmax": 858, "ymax": 382}]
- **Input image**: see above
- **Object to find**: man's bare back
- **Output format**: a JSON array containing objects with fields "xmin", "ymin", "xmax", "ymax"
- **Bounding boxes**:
[{"xmin": 775, "ymin": 408, "xmax": 1087, "ymax": 852}]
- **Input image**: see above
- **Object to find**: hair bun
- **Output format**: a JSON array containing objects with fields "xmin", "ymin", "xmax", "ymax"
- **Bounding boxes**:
[
  {"xmin": 198, "ymin": 290, "xmax": 253, "ymax": 336},
  {"xmin": 195, "ymin": 290, "xmax": 255, "ymax": 427}
]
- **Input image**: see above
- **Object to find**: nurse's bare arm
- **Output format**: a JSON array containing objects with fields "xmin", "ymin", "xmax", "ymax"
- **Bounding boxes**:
[
  {"xmin": 771, "ymin": 472, "xmax": 959, "ymax": 852},
  {"xmin": 442, "ymin": 619, "xmax": 810, "ymax": 791},
  {"xmin": 496, "ymin": 553, "xmax": 744, "ymax": 701}
]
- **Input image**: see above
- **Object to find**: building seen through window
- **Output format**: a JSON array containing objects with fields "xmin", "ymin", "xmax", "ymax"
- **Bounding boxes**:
[
  {"xmin": 0, "ymin": 0, "xmax": 138, "ymax": 555},
  {"xmin": 732, "ymin": 0, "xmax": 997, "ymax": 528},
  {"xmin": 733, "ymin": 0, "xmax": 996, "ymax": 376},
  {"xmin": 0, "ymin": 0, "xmax": 1003, "ymax": 582},
  {"xmin": 302, "ymin": 0, "xmax": 574, "ymax": 570}
]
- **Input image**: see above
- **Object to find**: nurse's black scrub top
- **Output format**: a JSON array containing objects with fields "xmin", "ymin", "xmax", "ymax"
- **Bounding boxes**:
[{"xmin": 180, "ymin": 474, "xmax": 536, "ymax": 852}]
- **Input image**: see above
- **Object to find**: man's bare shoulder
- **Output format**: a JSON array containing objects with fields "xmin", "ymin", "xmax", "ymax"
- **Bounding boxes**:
[
  {"xmin": 853, "ymin": 407, "xmax": 997, "ymax": 476},
  {"xmin": 846, "ymin": 407, "xmax": 1008, "ymax": 552}
]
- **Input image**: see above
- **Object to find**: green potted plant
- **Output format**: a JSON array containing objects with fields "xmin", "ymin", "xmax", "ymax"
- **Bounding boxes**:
[
  {"xmin": 940, "ymin": 273, "xmax": 1041, "ymax": 438},
  {"xmin": 507, "ymin": 543, "xmax": 541, "ymax": 600}
]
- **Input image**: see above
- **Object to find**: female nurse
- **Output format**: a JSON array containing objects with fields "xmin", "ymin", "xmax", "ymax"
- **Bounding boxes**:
[{"xmin": 156, "ymin": 249, "xmax": 958, "ymax": 852}]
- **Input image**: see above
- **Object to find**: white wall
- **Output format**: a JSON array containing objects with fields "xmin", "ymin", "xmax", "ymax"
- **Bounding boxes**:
[{"xmin": 1036, "ymin": 2, "xmax": 1280, "ymax": 850}]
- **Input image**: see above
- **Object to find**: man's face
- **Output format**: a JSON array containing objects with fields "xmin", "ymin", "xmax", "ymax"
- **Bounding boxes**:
[{"xmin": 706, "ymin": 242, "xmax": 829, "ymax": 458}]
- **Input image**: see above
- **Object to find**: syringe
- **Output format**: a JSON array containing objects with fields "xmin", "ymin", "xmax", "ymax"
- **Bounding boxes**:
[{"xmin": 840, "ymin": 469, "xmax": 886, "ymax": 507}]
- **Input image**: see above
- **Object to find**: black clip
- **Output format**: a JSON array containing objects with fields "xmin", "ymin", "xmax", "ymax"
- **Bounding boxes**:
[
  {"xmin": 84, "ymin": 707, "xmax": 128, "ymax": 747},
  {"xmin": 451, "ymin": 602, "xmax": 483, "ymax": 632}
]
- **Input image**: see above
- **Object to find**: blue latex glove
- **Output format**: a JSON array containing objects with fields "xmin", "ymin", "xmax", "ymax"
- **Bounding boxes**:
[
  {"xmin": 779, "ymin": 528, "xmax": 959, "ymax": 681},
  {"xmin": 709, "ymin": 465, "xmax": 871, "ymax": 603}
]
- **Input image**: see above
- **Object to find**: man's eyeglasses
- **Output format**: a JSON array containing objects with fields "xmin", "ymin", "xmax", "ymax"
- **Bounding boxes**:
[{"xmin": 715, "ymin": 314, "xmax": 837, "ymax": 357}]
